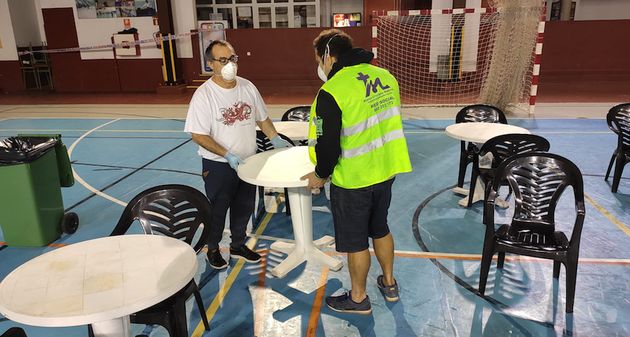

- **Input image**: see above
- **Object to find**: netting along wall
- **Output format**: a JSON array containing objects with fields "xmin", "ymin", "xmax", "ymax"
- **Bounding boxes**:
[{"xmin": 374, "ymin": 2, "xmax": 545, "ymax": 113}]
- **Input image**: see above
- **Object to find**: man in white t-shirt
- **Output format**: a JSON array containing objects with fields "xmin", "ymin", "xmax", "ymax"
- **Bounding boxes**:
[{"xmin": 185, "ymin": 40, "xmax": 292, "ymax": 269}]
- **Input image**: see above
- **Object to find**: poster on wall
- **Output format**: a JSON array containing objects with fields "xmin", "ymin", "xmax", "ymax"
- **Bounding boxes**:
[
  {"xmin": 333, "ymin": 13, "xmax": 361, "ymax": 27},
  {"xmin": 199, "ymin": 21, "xmax": 227, "ymax": 75},
  {"xmin": 76, "ymin": 0, "xmax": 157, "ymax": 19}
]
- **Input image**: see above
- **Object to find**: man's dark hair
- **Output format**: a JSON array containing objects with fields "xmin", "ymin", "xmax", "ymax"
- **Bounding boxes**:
[
  {"xmin": 204, "ymin": 40, "xmax": 232, "ymax": 61},
  {"xmin": 313, "ymin": 29, "xmax": 353, "ymax": 59}
]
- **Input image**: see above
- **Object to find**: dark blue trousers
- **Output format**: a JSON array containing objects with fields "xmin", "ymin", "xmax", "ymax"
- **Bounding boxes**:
[{"xmin": 202, "ymin": 158, "xmax": 256, "ymax": 251}]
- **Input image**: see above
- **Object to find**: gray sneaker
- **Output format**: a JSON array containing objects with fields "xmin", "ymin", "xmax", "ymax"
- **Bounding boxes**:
[
  {"xmin": 377, "ymin": 275, "xmax": 399, "ymax": 302},
  {"xmin": 325, "ymin": 291, "xmax": 372, "ymax": 315}
]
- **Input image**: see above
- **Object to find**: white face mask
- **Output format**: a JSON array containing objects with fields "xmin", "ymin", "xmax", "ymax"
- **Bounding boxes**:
[
  {"xmin": 317, "ymin": 64, "xmax": 328, "ymax": 82},
  {"xmin": 220, "ymin": 62, "xmax": 237, "ymax": 82}
]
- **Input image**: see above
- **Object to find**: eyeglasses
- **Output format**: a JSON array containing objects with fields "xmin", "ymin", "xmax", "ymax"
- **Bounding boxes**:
[{"xmin": 212, "ymin": 55, "xmax": 239, "ymax": 65}]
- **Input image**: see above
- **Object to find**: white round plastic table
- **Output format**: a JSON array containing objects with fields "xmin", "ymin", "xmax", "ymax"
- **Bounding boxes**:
[
  {"xmin": 445, "ymin": 122, "xmax": 530, "ymax": 206},
  {"xmin": 0, "ymin": 235, "xmax": 197, "ymax": 337},
  {"xmin": 238, "ymin": 146, "xmax": 343, "ymax": 278},
  {"xmin": 445, "ymin": 122, "xmax": 530, "ymax": 144}
]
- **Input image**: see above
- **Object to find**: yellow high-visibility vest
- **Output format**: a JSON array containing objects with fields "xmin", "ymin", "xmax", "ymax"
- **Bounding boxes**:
[{"xmin": 308, "ymin": 63, "xmax": 412, "ymax": 189}]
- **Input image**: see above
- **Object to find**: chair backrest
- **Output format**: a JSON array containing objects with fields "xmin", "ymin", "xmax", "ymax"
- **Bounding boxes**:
[
  {"xmin": 1, "ymin": 328, "xmax": 27, "ymax": 337},
  {"xmin": 110, "ymin": 184, "xmax": 212, "ymax": 252},
  {"xmin": 608, "ymin": 103, "xmax": 630, "ymax": 151},
  {"xmin": 455, "ymin": 104, "xmax": 507, "ymax": 124},
  {"xmin": 256, "ymin": 131, "xmax": 294, "ymax": 153},
  {"xmin": 606, "ymin": 103, "xmax": 630, "ymax": 133},
  {"xmin": 479, "ymin": 133, "xmax": 550, "ymax": 169},
  {"xmin": 491, "ymin": 152, "xmax": 584, "ymax": 231},
  {"xmin": 281, "ymin": 106, "xmax": 311, "ymax": 122}
]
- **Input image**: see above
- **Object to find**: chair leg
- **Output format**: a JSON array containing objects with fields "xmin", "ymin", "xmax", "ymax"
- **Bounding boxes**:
[
  {"xmin": 174, "ymin": 300, "xmax": 189, "ymax": 337},
  {"xmin": 193, "ymin": 288, "xmax": 210, "ymax": 330},
  {"xmin": 611, "ymin": 153, "xmax": 626, "ymax": 193},
  {"xmin": 553, "ymin": 261, "xmax": 561, "ymax": 279},
  {"xmin": 467, "ymin": 162, "xmax": 479, "ymax": 208},
  {"xmin": 564, "ymin": 259, "xmax": 578, "ymax": 313},
  {"xmin": 605, "ymin": 151, "xmax": 616, "ymax": 181},
  {"xmin": 457, "ymin": 142, "xmax": 468, "ymax": 188},
  {"xmin": 87, "ymin": 324, "xmax": 94, "ymax": 337},
  {"xmin": 478, "ymin": 238, "xmax": 495, "ymax": 295},
  {"xmin": 284, "ymin": 188, "xmax": 291, "ymax": 216},
  {"xmin": 497, "ymin": 252, "xmax": 505, "ymax": 270},
  {"xmin": 254, "ymin": 186, "xmax": 265, "ymax": 225}
]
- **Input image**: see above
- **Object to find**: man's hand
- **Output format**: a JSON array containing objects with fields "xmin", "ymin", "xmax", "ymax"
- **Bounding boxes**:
[
  {"xmin": 225, "ymin": 152, "xmax": 244, "ymax": 170},
  {"xmin": 270, "ymin": 135, "xmax": 293, "ymax": 149},
  {"xmin": 300, "ymin": 171, "xmax": 326, "ymax": 189}
]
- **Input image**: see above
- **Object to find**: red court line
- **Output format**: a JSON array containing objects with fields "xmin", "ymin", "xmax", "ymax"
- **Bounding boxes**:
[
  {"xmin": 385, "ymin": 250, "xmax": 630, "ymax": 265},
  {"xmin": 254, "ymin": 250, "xmax": 269, "ymax": 337},
  {"xmin": 306, "ymin": 267, "xmax": 330, "ymax": 337}
]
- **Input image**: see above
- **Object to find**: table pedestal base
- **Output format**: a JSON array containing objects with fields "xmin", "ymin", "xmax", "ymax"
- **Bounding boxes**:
[
  {"xmin": 92, "ymin": 316, "xmax": 132, "ymax": 337},
  {"xmin": 270, "ymin": 187, "xmax": 343, "ymax": 278}
]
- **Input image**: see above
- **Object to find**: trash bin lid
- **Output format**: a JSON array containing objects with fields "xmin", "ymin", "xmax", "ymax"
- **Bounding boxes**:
[{"xmin": 0, "ymin": 136, "xmax": 59, "ymax": 165}]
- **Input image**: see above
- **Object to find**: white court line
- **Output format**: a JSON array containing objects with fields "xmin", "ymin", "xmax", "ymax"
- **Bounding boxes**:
[
  {"xmin": 247, "ymin": 233, "xmax": 630, "ymax": 264},
  {"xmin": 68, "ymin": 119, "xmax": 128, "ymax": 207}
]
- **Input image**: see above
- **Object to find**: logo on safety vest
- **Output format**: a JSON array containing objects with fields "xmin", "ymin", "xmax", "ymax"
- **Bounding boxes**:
[{"xmin": 356, "ymin": 72, "xmax": 390, "ymax": 97}]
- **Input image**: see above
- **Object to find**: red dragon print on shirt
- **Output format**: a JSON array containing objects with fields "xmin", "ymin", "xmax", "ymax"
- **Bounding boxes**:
[{"xmin": 217, "ymin": 102, "xmax": 252, "ymax": 126}]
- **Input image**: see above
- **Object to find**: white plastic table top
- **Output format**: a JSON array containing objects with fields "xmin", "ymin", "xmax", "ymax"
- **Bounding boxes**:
[
  {"xmin": 256, "ymin": 121, "xmax": 309, "ymax": 141},
  {"xmin": 274, "ymin": 121, "xmax": 308, "ymax": 141},
  {"xmin": 445, "ymin": 122, "xmax": 530, "ymax": 143},
  {"xmin": 238, "ymin": 146, "xmax": 313, "ymax": 188},
  {"xmin": 0, "ymin": 235, "xmax": 197, "ymax": 327}
]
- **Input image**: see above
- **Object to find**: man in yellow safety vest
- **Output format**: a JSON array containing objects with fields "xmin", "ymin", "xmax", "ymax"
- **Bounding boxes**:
[{"xmin": 301, "ymin": 29, "xmax": 412, "ymax": 314}]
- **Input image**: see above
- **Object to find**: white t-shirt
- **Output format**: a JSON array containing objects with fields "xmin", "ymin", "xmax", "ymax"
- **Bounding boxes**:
[{"xmin": 184, "ymin": 76, "xmax": 268, "ymax": 162}]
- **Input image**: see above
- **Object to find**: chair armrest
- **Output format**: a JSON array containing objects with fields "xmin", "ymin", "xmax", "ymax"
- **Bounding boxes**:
[
  {"xmin": 575, "ymin": 201, "xmax": 586, "ymax": 216},
  {"xmin": 569, "ymin": 201, "xmax": 586, "ymax": 245},
  {"xmin": 483, "ymin": 189, "xmax": 497, "ymax": 227}
]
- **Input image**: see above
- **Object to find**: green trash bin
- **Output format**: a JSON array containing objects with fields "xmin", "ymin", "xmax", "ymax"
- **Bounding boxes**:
[{"xmin": 0, "ymin": 135, "xmax": 79, "ymax": 246}]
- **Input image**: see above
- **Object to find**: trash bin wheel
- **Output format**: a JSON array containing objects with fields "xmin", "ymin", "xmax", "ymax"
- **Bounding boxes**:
[{"xmin": 61, "ymin": 212, "xmax": 79, "ymax": 234}]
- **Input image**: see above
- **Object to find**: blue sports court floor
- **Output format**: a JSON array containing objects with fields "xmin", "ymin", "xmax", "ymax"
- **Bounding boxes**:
[{"xmin": 0, "ymin": 115, "xmax": 628, "ymax": 337}]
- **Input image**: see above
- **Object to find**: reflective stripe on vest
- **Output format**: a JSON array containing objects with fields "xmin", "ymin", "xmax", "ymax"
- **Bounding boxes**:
[
  {"xmin": 342, "ymin": 128, "xmax": 405, "ymax": 158},
  {"xmin": 341, "ymin": 106, "xmax": 401, "ymax": 137}
]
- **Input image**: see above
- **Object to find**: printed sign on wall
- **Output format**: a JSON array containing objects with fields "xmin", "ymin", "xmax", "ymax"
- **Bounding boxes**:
[
  {"xmin": 199, "ymin": 21, "xmax": 227, "ymax": 75},
  {"xmin": 76, "ymin": 0, "xmax": 157, "ymax": 19}
]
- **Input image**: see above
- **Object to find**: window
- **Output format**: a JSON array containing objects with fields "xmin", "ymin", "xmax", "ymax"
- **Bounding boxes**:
[
  {"xmin": 294, "ymin": 4, "xmax": 316, "ymax": 27},
  {"xmin": 196, "ymin": 0, "xmax": 319, "ymax": 28},
  {"xmin": 258, "ymin": 7, "xmax": 272, "ymax": 28},
  {"xmin": 237, "ymin": 6, "xmax": 254, "ymax": 28}
]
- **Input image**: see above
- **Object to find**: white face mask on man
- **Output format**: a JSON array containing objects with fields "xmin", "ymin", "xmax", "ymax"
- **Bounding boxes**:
[
  {"xmin": 317, "ymin": 63, "xmax": 328, "ymax": 82},
  {"xmin": 221, "ymin": 62, "xmax": 237, "ymax": 82}
]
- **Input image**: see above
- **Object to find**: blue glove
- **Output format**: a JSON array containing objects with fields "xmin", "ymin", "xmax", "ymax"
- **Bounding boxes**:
[
  {"xmin": 270, "ymin": 135, "xmax": 293, "ymax": 149},
  {"xmin": 224, "ymin": 152, "xmax": 243, "ymax": 170}
]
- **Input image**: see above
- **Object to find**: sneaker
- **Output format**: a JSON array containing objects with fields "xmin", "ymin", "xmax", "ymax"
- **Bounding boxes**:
[
  {"xmin": 325, "ymin": 291, "xmax": 372, "ymax": 315},
  {"xmin": 377, "ymin": 275, "xmax": 399, "ymax": 302},
  {"xmin": 230, "ymin": 244, "xmax": 261, "ymax": 263},
  {"xmin": 206, "ymin": 249, "xmax": 228, "ymax": 270}
]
